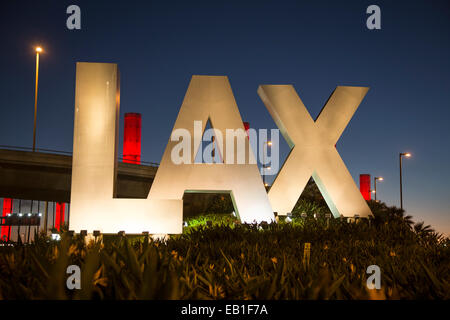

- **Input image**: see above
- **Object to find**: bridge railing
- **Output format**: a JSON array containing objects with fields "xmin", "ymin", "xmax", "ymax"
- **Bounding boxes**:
[{"xmin": 0, "ymin": 145, "xmax": 159, "ymax": 166}]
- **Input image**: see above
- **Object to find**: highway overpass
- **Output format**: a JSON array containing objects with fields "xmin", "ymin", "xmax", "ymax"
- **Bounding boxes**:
[
  {"xmin": 0, "ymin": 147, "xmax": 225, "ymax": 217},
  {"xmin": 0, "ymin": 148, "xmax": 157, "ymax": 203}
]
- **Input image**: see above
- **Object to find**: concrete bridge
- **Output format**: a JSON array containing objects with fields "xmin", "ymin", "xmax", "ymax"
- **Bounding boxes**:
[
  {"xmin": 0, "ymin": 147, "xmax": 226, "ymax": 217},
  {"xmin": 0, "ymin": 148, "xmax": 157, "ymax": 203}
]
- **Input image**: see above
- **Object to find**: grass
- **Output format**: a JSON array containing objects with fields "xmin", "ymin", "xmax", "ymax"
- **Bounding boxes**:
[{"xmin": 0, "ymin": 202, "xmax": 448, "ymax": 300}]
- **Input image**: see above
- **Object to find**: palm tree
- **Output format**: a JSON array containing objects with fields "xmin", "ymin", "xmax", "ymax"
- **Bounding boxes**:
[
  {"xmin": 368, "ymin": 200, "xmax": 414, "ymax": 227},
  {"xmin": 414, "ymin": 221, "xmax": 434, "ymax": 234}
]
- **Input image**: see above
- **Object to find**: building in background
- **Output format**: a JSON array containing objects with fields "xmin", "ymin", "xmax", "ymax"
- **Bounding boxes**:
[{"xmin": 1, "ymin": 198, "xmax": 13, "ymax": 240}]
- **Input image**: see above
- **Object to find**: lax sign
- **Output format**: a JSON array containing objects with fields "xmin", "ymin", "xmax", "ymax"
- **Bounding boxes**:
[{"xmin": 70, "ymin": 62, "xmax": 372, "ymax": 234}]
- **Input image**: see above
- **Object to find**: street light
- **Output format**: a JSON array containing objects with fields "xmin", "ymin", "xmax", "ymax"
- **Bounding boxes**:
[
  {"xmin": 374, "ymin": 177, "xmax": 383, "ymax": 202},
  {"xmin": 33, "ymin": 46, "xmax": 43, "ymax": 152},
  {"xmin": 399, "ymin": 152, "xmax": 411, "ymax": 211},
  {"xmin": 263, "ymin": 140, "xmax": 271, "ymax": 188}
]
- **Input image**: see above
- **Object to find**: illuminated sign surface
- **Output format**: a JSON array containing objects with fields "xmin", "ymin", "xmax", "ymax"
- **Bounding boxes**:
[
  {"xmin": 70, "ymin": 62, "xmax": 371, "ymax": 234},
  {"xmin": 258, "ymin": 85, "xmax": 372, "ymax": 218},
  {"xmin": 70, "ymin": 63, "xmax": 182, "ymax": 234}
]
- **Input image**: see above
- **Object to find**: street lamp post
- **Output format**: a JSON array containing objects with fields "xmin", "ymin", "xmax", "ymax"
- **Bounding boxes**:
[
  {"xmin": 32, "ymin": 46, "xmax": 43, "ymax": 152},
  {"xmin": 374, "ymin": 176, "xmax": 383, "ymax": 202},
  {"xmin": 263, "ymin": 141, "xmax": 272, "ymax": 188},
  {"xmin": 399, "ymin": 152, "xmax": 411, "ymax": 211}
]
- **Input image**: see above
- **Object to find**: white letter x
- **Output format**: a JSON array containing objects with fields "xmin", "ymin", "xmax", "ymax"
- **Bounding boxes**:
[{"xmin": 258, "ymin": 85, "xmax": 372, "ymax": 218}]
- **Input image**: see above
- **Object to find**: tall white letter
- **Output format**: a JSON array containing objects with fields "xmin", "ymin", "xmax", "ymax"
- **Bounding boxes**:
[
  {"xmin": 258, "ymin": 85, "xmax": 372, "ymax": 218},
  {"xmin": 70, "ymin": 63, "xmax": 182, "ymax": 234},
  {"xmin": 150, "ymin": 76, "xmax": 274, "ymax": 224}
]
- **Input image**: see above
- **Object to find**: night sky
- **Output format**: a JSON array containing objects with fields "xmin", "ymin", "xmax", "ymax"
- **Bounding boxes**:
[{"xmin": 0, "ymin": 0, "xmax": 449, "ymax": 235}]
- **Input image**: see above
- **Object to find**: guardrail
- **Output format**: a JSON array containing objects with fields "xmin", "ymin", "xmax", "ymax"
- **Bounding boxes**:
[{"xmin": 0, "ymin": 145, "xmax": 159, "ymax": 166}]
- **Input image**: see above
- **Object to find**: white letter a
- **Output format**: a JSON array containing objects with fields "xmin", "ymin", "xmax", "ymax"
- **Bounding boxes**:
[
  {"xmin": 366, "ymin": 5, "xmax": 381, "ymax": 30},
  {"xmin": 66, "ymin": 5, "xmax": 81, "ymax": 30}
]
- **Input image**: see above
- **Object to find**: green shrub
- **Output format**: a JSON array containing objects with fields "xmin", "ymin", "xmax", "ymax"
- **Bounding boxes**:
[{"xmin": 0, "ymin": 210, "xmax": 448, "ymax": 300}]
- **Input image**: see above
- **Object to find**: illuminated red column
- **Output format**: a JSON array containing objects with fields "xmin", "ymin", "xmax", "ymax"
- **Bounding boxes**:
[
  {"xmin": 55, "ymin": 202, "xmax": 65, "ymax": 231},
  {"xmin": 123, "ymin": 113, "xmax": 142, "ymax": 164},
  {"xmin": 360, "ymin": 174, "xmax": 371, "ymax": 201},
  {"xmin": 1, "ymin": 198, "xmax": 13, "ymax": 241},
  {"xmin": 243, "ymin": 122, "xmax": 250, "ymax": 136}
]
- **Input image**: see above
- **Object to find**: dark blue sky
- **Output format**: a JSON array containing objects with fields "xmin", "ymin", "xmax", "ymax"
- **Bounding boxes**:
[{"xmin": 0, "ymin": 0, "xmax": 449, "ymax": 234}]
